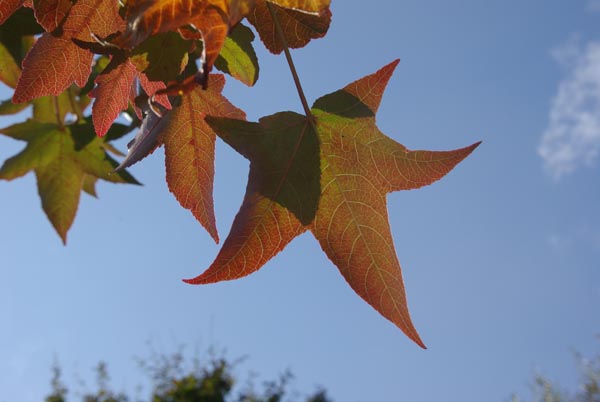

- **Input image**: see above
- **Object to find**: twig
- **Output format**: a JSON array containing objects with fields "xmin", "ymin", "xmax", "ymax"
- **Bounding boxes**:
[{"xmin": 266, "ymin": 2, "xmax": 313, "ymax": 119}]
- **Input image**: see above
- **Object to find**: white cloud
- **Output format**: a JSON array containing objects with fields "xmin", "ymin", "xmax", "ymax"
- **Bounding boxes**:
[{"xmin": 538, "ymin": 39, "xmax": 600, "ymax": 179}]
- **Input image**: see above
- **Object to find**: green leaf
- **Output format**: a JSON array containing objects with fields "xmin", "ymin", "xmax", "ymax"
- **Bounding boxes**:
[
  {"xmin": 0, "ymin": 40, "xmax": 20, "ymax": 88},
  {"xmin": 215, "ymin": 23, "xmax": 259, "ymax": 86},
  {"xmin": 130, "ymin": 32, "xmax": 190, "ymax": 82},
  {"xmin": 0, "ymin": 126, "xmax": 62, "ymax": 180},
  {"xmin": 0, "ymin": 98, "xmax": 29, "ymax": 115},
  {"xmin": 0, "ymin": 119, "xmax": 140, "ymax": 242}
]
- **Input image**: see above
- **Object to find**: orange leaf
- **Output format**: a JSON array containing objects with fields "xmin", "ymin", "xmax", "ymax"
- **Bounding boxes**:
[
  {"xmin": 163, "ymin": 75, "xmax": 245, "ymax": 242},
  {"xmin": 32, "ymin": 0, "xmax": 71, "ymax": 32},
  {"xmin": 0, "ymin": 0, "xmax": 24, "ymax": 24},
  {"xmin": 248, "ymin": 0, "xmax": 331, "ymax": 54},
  {"xmin": 114, "ymin": 0, "xmax": 255, "ymax": 69},
  {"xmin": 62, "ymin": 0, "xmax": 124, "ymax": 41},
  {"xmin": 268, "ymin": 0, "xmax": 330, "ymax": 13},
  {"xmin": 90, "ymin": 58, "xmax": 138, "ymax": 137},
  {"xmin": 13, "ymin": 34, "xmax": 93, "ymax": 103},
  {"xmin": 186, "ymin": 61, "xmax": 480, "ymax": 347}
]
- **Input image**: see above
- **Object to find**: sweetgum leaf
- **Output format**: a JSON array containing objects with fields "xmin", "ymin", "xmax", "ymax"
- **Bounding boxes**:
[
  {"xmin": 214, "ymin": 23, "xmax": 259, "ymax": 86},
  {"xmin": 32, "ymin": 90, "xmax": 78, "ymax": 123},
  {"xmin": 0, "ymin": 7, "xmax": 44, "ymax": 64},
  {"xmin": 0, "ymin": 98, "xmax": 29, "ymax": 115},
  {"xmin": 130, "ymin": 32, "xmax": 191, "ymax": 82},
  {"xmin": 12, "ymin": 0, "xmax": 124, "ymax": 103},
  {"xmin": 0, "ymin": 0, "xmax": 24, "ymax": 25},
  {"xmin": 113, "ymin": 0, "xmax": 255, "ymax": 71},
  {"xmin": 248, "ymin": 0, "xmax": 331, "ymax": 54},
  {"xmin": 0, "ymin": 40, "xmax": 21, "ymax": 88},
  {"xmin": 185, "ymin": 60, "xmax": 480, "ymax": 347},
  {"xmin": 163, "ymin": 75, "xmax": 246, "ymax": 242},
  {"xmin": 0, "ymin": 119, "xmax": 140, "ymax": 243},
  {"xmin": 61, "ymin": 0, "xmax": 124, "ymax": 41},
  {"xmin": 82, "ymin": 174, "xmax": 98, "ymax": 197},
  {"xmin": 90, "ymin": 58, "xmax": 138, "ymax": 137},
  {"xmin": 32, "ymin": 0, "xmax": 71, "ymax": 32},
  {"xmin": 268, "ymin": 0, "xmax": 330, "ymax": 13},
  {"xmin": 12, "ymin": 33, "xmax": 93, "ymax": 103}
]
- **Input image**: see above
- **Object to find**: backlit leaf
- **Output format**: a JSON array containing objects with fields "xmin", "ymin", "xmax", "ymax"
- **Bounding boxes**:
[
  {"xmin": 186, "ymin": 60, "xmax": 480, "ymax": 347},
  {"xmin": 61, "ymin": 0, "xmax": 124, "ymax": 41},
  {"xmin": 0, "ymin": 40, "xmax": 21, "ymax": 88},
  {"xmin": 248, "ymin": 0, "xmax": 331, "ymax": 54},
  {"xmin": 268, "ymin": 0, "xmax": 330, "ymax": 13},
  {"xmin": 130, "ymin": 31, "xmax": 191, "ymax": 82},
  {"xmin": 163, "ymin": 75, "xmax": 246, "ymax": 242},
  {"xmin": 114, "ymin": 0, "xmax": 255, "ymax": 70},
  {"xmin": 215, "ymin": 23, "xmax": 259, "ymax": 86},
  {"xmin": 32, "ymin": 0, "xmax": 71, "ymax": 32},
  {"xmin": 90, "ymin": 58, "xmax": 138, "ymax": 137},
  {"xmin": 12, "ymin": 33, "xmax": 93, "ymax": 103},
  {"xmin": 0, "ymin": 119, "xmax": 140, "ymax": 243},
  {"xmin": 0, "ymin": 0, "xmax": 24, "ymax": 25}
]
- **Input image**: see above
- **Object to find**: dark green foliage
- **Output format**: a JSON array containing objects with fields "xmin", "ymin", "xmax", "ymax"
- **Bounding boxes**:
[{"xmin": 46, "ymin": 353, "xmax": 333, "ymax": 402}]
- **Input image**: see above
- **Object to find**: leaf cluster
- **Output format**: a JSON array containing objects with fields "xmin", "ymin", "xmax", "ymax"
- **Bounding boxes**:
[{"xmin": 0, "ymin": 0, "xmax": 479, "ymax": 345}]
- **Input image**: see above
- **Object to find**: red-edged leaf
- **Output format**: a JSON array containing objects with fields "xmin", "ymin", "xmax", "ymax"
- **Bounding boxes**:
[
  {"xmin": 163, "ymin": 75, "xmax": 245, "ymax": 242},
  {"xmin": 0, "ymin": 0, "xmax": 24, "ymax": 24},
  {"xmin": 90, "ymin": 59, "xmax": 137, "ymax": 137},
  {"xmin": 186, "ymin": 60, "xmax": 480, "ymax": 347},
  {"xmin": 12, "ymin": 33, "xmax": 93, "ymax": 103},
  {"xmin": 32, "ymin": 0, "xmax": 71, "ymax": 32}
]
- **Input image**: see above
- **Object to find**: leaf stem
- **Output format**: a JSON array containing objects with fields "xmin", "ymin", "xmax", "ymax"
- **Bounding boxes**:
[{"xmin": 266, "ymin": 2, "xmax": 312, "ymax": 119}]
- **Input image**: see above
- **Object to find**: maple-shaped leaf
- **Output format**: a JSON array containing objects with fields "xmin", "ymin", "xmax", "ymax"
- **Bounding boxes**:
[
  {"xmin": 248, "ymin": 0, "xmax": 331, "ymax": 54},
  {"xmin": 214, "ymin": 23, "xmax": 259, "ymax": 86},
  {"xmin": 0, "ymin": 120, "xmax": 140, "ymax": 243},
  {"xmin": 0, "ymin": 0, "xmax": 23, "ymax": 24},
  {"xmin": 32, "ymin": 0, "xmax": 71, "ymax": 32},
  {"xmin": 163, "ymin": 75, "xmax": 246, "ymax": 241},
  {"xmin": 185, "ymin": 60, "xmax": 480, "ymax": 347},
  {"xmin": 113, "ymin": 0, "xmax": 255, "ymax": 72}
]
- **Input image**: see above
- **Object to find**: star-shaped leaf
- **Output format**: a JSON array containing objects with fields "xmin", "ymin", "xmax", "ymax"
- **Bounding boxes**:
[
  {"xmin": 0, "ymin": 119, "xmax": 140, "ymax": 243},
  {"xmin": 184, "ymin": 60, "xmax": 479, "ymax": 347}
]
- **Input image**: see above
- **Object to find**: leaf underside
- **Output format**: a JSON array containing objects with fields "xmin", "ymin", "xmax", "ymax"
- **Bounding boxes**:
[{"xmin": 185, "ymin": 60, "xmax": 480, "ymax": 347}]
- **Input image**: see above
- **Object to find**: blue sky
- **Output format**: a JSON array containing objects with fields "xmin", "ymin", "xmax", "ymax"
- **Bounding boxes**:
[{"xmin": 1, "ymin": 1, "xmax": 600, "ymax": 401}]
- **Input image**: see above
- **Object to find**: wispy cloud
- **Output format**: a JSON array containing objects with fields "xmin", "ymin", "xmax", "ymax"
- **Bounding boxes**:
[
  {"xmin": 588, "ymin": 0, "xmax": 600, "ymax": 12},
  {"xmin": 538, "ymin": 38, "xmax": 600, "ymax": 179}
]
